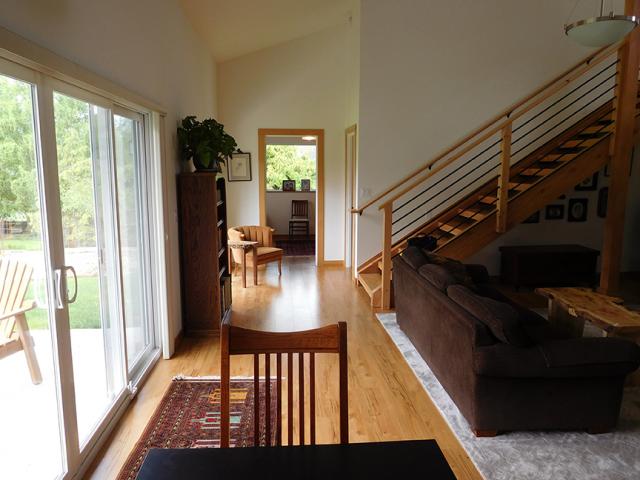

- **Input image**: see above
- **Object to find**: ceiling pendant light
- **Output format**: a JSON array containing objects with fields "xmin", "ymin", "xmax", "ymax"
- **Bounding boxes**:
[{"xmin": 565, "ymin": 0, "xmax": 638, "ymax": 47}]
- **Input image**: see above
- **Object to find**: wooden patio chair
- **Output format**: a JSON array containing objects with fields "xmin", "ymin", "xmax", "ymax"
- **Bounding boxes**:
[
  {"xmin": 220, "ymin": 316, "xmax": 348, "ymax": 447},
  {"xmin": 0, "ymin": 257, "xmax": 42, "ymax": 384}
]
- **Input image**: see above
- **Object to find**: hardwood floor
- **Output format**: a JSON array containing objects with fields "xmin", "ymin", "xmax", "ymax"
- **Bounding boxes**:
[{"xmin": 84, "ymin": 257, "xmax": 481, "ymax": 480}]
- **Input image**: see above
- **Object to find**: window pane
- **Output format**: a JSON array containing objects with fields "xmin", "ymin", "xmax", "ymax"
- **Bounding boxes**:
[
  {"xmin": 0, "ymin": 74, "xmax": 65, "ymax": 479},
  {"xmin": 113, "ymin": 114, "xmax": 152, "ymax": 368},
  {"xmin": 53, "ymin": 92, "xmax": 125, "ymax": 446},
  {"xmin": 266, "ymin": 144, "xmax": 317, "ymax": 191}
]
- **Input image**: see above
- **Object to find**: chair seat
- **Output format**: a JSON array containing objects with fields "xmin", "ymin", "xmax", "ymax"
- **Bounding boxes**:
[{"xmin": 256, "ymin": 247, "xmax": 283, "ymax": 257}]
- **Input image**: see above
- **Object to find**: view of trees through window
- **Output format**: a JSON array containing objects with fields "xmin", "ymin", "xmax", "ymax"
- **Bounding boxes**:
[{"xmin": 266, "ymin": 144, "xmax": 316, "ymax": 191}]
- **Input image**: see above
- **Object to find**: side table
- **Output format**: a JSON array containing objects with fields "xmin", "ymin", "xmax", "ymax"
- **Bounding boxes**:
[{"xmin": 228, "ymin": 240, "xmax": 258, "ymax": 288}]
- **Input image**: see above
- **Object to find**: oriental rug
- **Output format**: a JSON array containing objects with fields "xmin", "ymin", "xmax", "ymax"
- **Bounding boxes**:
[{"xmin": 117, "ymin": 376, "xmax": 276, "ymax": 480}]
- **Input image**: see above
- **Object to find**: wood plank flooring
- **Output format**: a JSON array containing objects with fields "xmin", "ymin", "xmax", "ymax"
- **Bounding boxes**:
[{"xmin": 84, "ymin": 257, "xmax": 481, "ymax": 480}]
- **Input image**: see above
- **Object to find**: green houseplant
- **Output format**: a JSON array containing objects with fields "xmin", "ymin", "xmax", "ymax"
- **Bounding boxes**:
[{"xmin": 177, "ymin": 116, "xmax": 237, "ymax": 172}]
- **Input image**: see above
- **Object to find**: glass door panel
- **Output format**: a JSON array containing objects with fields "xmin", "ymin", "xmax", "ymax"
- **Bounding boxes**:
[
  {"xmin": 0, "ymin": 74, "xmax": 64, "ymax": 479},
  {"xmin": 53, "ymin": 91, "xmax": 124, "ymax": 446},
  {"xmin": 113, "ymin": 113, "xmax": 153, "ymax": 371}
]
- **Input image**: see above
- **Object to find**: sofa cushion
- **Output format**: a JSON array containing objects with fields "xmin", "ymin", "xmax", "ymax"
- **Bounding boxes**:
[
  {"xmin": 474, "ymin": 338, "xmax": 640, "ymax": 378},
  {"xmin": 465, "ymin": 264, "xmax": 490, "ymax": 284},
  {"xmin": 418, "ymin": 264, "xmax": 459, "ymax": 291},
  {"xmin": 447, "ymin": 285, "xmax": 532, "ymax": 347},
  {"xmin": 400, "ymin": 246, "xmax": 429, "ymax": 270}
]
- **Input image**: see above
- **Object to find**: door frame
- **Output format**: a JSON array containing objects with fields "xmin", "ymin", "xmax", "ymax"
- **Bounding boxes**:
[
  {"xmin": 344, "ymin": 124, "xmax": 357, "ymax": 281},
  {"xmin": 258, "ymin": 128, "xmax": 325, "ymax": 265}
]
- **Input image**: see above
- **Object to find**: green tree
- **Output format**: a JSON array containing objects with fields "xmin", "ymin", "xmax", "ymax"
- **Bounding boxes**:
[{"xmin": 266, "ymin": 145, "xmax": 316, "ymax": 190}]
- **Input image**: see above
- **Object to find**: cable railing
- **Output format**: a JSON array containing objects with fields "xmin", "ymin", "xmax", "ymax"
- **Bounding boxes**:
[{"xmin": 353, "ymin": 40, "xmax": 629, "ymax": 309}]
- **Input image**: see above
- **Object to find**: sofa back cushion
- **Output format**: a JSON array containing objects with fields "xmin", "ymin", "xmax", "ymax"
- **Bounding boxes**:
[
  {"xmin": 447, "ymin": 285, "xmax": 533, "ymax": 347},
  {"xmin": 400, "ymin": 246, "xmax": 429, "ymax": 270},
  {"xmin": 418, "ymin": 264, "xmax": 459, "ymax": 291}
]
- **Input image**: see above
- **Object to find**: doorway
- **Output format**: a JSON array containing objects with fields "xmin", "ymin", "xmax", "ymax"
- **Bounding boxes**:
[{"xmin": 258, "ymin": 129, "xmax": 325, "ymax": 264}]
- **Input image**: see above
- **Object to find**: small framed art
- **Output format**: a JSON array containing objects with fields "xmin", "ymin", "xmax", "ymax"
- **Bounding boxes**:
[
  {"xmin": 300, "ymin": 179, "xmax": 311, "ymax": 191},
  {"xmin": 227, "ymin": 151, "xmax": 252, "ymax": 181},
  {"xmin": 282, "ymin": 180, "xmax": 296, "ymax": 192},
  {"xmin": 545, "ymin": 205, "xmax": 564, "ymax": 220},
  {"xmin": 568, "ymin": 198, "xmax": 588, "ymax": 222}
]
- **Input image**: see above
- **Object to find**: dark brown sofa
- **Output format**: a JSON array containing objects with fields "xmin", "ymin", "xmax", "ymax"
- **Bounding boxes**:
[{"xmin": 393, "ymin": 247, "xmax": 640, "ymax": 436}]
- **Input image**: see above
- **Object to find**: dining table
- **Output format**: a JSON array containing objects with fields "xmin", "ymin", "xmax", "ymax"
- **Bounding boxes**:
[{"xmin": 135, "ymin": 439, "xmax": 457, "ymax": 480}]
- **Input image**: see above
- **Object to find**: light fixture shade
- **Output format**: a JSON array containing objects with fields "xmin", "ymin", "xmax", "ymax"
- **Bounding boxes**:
[{"xmin": 565, "ymin": 15, "xmax": 638, "ymax": 47}]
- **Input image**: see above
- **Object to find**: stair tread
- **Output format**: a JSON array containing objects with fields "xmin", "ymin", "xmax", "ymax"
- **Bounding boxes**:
[
  {"xmin": 359, "ymin": 273, "xmax": 382, "ymax": 295},
  {"xmin": 554, "ymin": 146, "xmax": 587, "ymax": 154},
  {"xmin": 575, "ymin": 131, "xmax": 608, "ymax": 140}
]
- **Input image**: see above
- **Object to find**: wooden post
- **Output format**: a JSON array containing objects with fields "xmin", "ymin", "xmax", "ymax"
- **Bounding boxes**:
[
  {"xmin": 380, "ymin": 203, "xmax": 393, "ymax": 309},
  {"xmin": 600, "ymin": 0, "xmax": 640, "ymax": 294},
  {"xmin": 496, "ymin": 123, "xmax": 512, "ymax": 233}
]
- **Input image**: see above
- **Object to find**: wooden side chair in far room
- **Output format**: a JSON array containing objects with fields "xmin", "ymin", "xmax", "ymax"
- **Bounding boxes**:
[
  {"xmin": 0, "ymin": 257, "xmax": 42, "ymax": 384},
  {"xmin": 228, "ymin": 226, "xmax": 284, "ymax": 279},
  {"xmin": 289, "ymin": 200, "xmax": 310, "ymax": 238},
  {"xmin": 220, "ymin": 316, "xmax": 348, "ymax": 448}
]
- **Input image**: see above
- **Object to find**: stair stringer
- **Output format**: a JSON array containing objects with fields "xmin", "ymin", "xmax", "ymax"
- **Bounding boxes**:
[{"xmin": 437, "ymin": 137, "xmax": 610, "ymax": 260}]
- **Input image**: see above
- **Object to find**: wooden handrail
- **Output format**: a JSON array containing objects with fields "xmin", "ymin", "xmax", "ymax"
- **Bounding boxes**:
[{"xmin": 351, "ymin": 41, "xmax": 623, "ymax": 215}]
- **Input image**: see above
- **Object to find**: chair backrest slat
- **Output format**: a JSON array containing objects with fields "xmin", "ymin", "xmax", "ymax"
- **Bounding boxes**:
[
  {"xmin": 0, "ymin": 258, "xmax": 33, "ymax": 339},
  {"xmin": 276, "ymin": 353, "xmax": 282, "ymax": 446},
  {"xmin": 298, "ymin": 352, "xmax": 305, "ymax": 445},
  {"xmin": 265, "ymin": 353, "xmax": 271, "ymax": 444},
  {"xmin": 310, "ymin": 352, "xmax": 316, "ymax": 445},
  {"xmin": 287, "ymin": 352, "xmax": 294, "ymax": 445},
  {"xmin": 220, "ymin": 318, "xmax": 348, "ymax": 448},
  {"xmin": 253, "ymin": 353, "xmax": 260, "ymax": 446}
]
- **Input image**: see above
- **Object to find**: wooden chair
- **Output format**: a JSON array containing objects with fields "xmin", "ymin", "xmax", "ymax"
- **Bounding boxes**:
[
  {"xmin": 288, "ymin": 200, "xmax": 310, "ymax": 238},
  {"xmin": 220, "ymin": 316, "xmax": 348, "ymax": 448},
  {"xmin": 228, "ymin": 226, "xmax": 284, "ymax": 277},
  {"xmin": 0, "ymin": 257, "xmax": 42, "ymax": 384}
]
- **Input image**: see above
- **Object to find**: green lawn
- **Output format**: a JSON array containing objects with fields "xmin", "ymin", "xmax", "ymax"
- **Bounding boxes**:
[
  {"xmin": 0, "ymin": 237, "xmax": 42, "ymax": 251},
  {"xmin": 26, "ymin": 276, "xmax": 102, "ymax": 329}
]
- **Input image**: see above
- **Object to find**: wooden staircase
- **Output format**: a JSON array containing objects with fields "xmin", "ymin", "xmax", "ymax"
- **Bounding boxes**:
[{"xmin": 354, "ymin": 41, "xmax": 640, "ymax": 309}]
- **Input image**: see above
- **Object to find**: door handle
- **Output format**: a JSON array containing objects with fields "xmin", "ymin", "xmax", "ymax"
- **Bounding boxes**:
[
  {"xmin": 54, "ymin": 268, "xmax": 65, "ymax": 310},
  {"xmin": 65, "ymin": 266, "xmax": 78, "ymax": 304},
  {"xmin": 54, "ymin": 266, "xmax": 78, "ymax": 309}
]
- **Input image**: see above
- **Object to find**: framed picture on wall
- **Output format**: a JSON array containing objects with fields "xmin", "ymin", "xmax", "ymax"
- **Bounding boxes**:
[
  {"xmin": 282, "ymin": 180, "xmax": 296, "ymax": 192},
  {"xmin": 568, "ymin": 198, "xmax": 588, "ymax": 222},
  {"xmin": 523, "ymin": 211, "xmax": 540, "ymax": 224},
  {"xmin": 300, "ymin": 179, "xmax": 311, "ymax": 191},
  {"xmin": 575, "ymin": 172, "xmax": 598, "ymax": 191},
  {"xmin": 598, "ymin": 187, "xmax": 608, "ymax": 218},
  {"xmin": 227, "ymin": 151, "xmax": 252, "ymax": 181},
  {"xmin": 545, "ymin": 205, "xmax": 564, "ymax": 220}
]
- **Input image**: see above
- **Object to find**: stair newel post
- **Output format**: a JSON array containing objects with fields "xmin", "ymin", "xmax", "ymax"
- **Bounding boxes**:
[
  {"xmin": 380, "ymin": 202, "xmax": 393, "ymax": 310},
  {"xmin": 496, "ymin": 122, "xmax": 512, "ymax": 233}
]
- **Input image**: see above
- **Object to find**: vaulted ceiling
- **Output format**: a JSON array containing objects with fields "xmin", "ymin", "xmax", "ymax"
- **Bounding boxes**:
[{"xmin": 180, "ymin": 0, "xmax": 351, "ymax": 62}]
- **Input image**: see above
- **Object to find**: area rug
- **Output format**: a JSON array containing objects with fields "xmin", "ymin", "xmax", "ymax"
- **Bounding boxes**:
[
  {"xmin": 275, "ymin": 238, "xmax": 315, "ymax": 256},
  {"xmin": 376, "ymin": 313, "xmax": 640, "ymax": 480},
  {"xmin": 117, "ymin": 376, "xmax": 276, "ymax": 480}
]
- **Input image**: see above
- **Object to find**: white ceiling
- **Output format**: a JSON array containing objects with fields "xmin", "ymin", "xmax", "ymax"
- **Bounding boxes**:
[{"xmin": 180, "ymin": 0, "xmax": 351, "ymax": 62}]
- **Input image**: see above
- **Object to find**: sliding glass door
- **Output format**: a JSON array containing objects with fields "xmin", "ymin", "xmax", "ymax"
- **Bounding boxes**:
[
  {"xmin": 0, "ymin": 59, "xmax": 160, "ymax": 479},
  {"xmin": 0, "ymin": 68, "xmax": 65, "ymax": 480}
]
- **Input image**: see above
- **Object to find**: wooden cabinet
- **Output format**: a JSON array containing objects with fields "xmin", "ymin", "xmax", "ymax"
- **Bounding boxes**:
[
  {"xmin": 177, "ymin": 173, "xmax": 231, "ymax": 335},
  {"xmin": 499, "ymin": 244, "xmax": 599, "ymax": 290}
]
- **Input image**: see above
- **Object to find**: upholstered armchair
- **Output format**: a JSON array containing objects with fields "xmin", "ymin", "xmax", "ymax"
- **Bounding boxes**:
[{"xmin": 228, "ymin": 226, "xmax": 284, "ymax": 276}]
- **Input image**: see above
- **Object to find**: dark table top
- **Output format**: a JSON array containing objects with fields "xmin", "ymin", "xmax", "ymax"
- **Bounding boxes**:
[{"xmin": 136, "ymin": 440, "xmax": 457, "ymax": 480}]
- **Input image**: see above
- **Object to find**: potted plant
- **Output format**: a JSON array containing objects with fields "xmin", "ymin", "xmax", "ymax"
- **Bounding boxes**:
[{"xmin": 177, "ymin": 116, "xmax": 237, "ymax": 172}]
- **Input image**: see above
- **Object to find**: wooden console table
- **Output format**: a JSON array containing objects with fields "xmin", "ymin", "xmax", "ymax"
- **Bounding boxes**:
[{"xmin": 500, "ymin": 245, "xmax": 599, "ymax": 289}]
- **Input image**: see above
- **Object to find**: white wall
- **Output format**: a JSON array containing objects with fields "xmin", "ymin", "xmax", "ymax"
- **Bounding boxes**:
[
  {"xmin": 0, "ymin": 0, "xmax": 217, "ymax": 345},
  {"xmin": 218, "ymin": 21, "xmax": 358, "ymax": 261},
  {"xmin": 266, "ymin": 192, "xmax": 316, "ymax": 236},
  {"xmin": 469, "ymin": 157, "xmax": 640, "ymax": 274},
  {"xmin": 356, "ymin": 0, "xmax": 627, "ymax": 266}
]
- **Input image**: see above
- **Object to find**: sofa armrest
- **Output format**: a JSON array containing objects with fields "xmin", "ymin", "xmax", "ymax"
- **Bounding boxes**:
[{"xmin": 474, "ymin": 337, "xmax": 640, "ymax": 379}]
